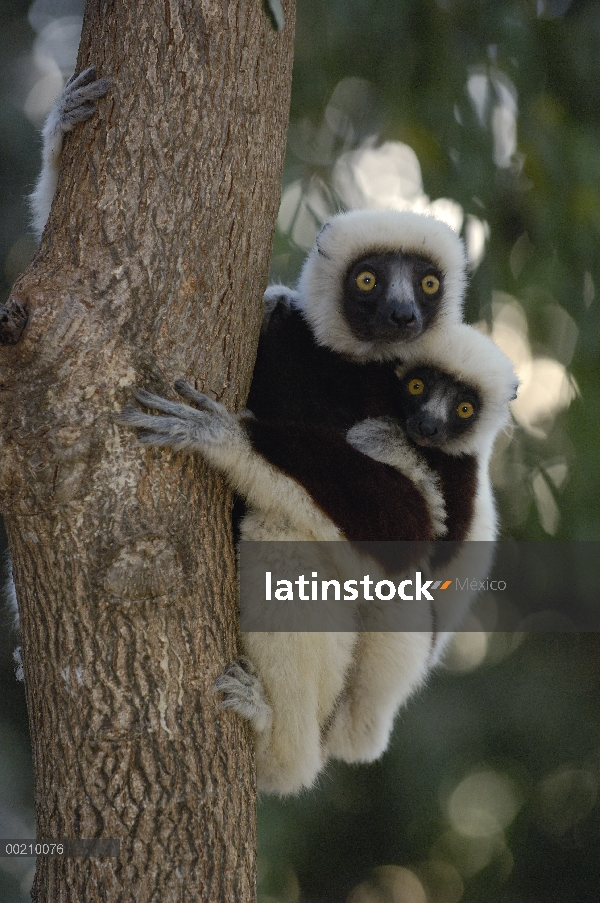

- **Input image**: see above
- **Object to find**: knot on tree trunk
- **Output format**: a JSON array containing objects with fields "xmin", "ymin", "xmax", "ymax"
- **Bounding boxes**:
[{"xmin": 0, "ymin": 297, "xmax": 28, "ymax": 345}]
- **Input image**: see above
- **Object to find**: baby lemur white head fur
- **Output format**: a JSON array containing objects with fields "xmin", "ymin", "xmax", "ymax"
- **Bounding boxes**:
[
  {"xmin": 296, "ymin": 209, "xmax": 468, "ymax": 362},
  {"xmin": 394, "ymin": 323, "xmax": 519, "ymax": 459}
]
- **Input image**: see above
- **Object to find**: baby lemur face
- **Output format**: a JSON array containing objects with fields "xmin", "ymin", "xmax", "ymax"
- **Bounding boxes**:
[
  {"xmin": 397, "ymin": 365, "xmax": 480, "ymax": 448},
  {"xmin": 342, "ymin": 252, "xmax": 444, "ymax": 344}
]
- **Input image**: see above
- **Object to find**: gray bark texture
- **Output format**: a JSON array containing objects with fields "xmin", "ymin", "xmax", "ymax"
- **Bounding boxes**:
[{"xmin": 0, "ymin": 0, "xmax": 295, "ymax": 900}]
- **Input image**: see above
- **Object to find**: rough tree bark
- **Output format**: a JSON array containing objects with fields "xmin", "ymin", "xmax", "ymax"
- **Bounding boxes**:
[{"xmin": 0, "ymin": 1, "xmax": 294, "ymax": 900}]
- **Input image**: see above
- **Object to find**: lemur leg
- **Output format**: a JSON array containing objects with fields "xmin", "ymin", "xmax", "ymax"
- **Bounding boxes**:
[
  {"xmin": 217, "ymin": 633, "xmax": 355, "ymax": 795},
  {"xmin": 215, "ymin": 645, "xmax": 322, "ymax": 797},
  {"xmin": 30, "ymin": 66, "xmax": 109, "ymax": 240},
  {"xmin": 121, "ymin": 382, "xmax": 359, "ymax": 793},
  {"xmin": 321, "ymin": 418, "xmax": 444, "ymax": 763},
  {"xmin": 120, "ymin": 381, "xmax": 342, "ymax": 542},
  {"xmin": 215, "ymin": 657, "xmax": 272, "ymax": 733},
  {"xmin": 326, "ymin": 630, "xmax": 432, "ymax": 764}
]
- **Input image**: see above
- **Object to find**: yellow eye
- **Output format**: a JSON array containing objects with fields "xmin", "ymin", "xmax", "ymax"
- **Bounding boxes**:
[
  {"xmin": 356, "ymin": 270, "xmax": 377, "ymax": 291},
  {"xmin": 458, "ymin": 402, "xmax": 474, "ymax": 419},
  {"xmin": 421, "ymin": 274, "xmax": 440, "ymax": 295},
  {"xmin": 408, "ymin": 379, "xmax": 425, "ymax": 395}
]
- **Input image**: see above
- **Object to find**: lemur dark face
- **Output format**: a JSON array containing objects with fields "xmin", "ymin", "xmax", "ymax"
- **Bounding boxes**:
[
  {"xmin": 342, "ymin": 252, "xmax": 444, "ymax": 343},
  {"xmin": 397, "ymin": 365, "xmax": 480, "ymax": 448}
]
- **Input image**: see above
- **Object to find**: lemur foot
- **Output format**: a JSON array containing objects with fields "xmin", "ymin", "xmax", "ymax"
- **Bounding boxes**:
[
  {"xmin": 120, "ymin": 382, "xmax": 240, "ymax": 452},
  {"xmin": 215, "ymin": 657, "xmax": 272, "ymax": 733},
  {"xmin": 52, "ymin": 66, "xmax": 110, "ymax": 135}
]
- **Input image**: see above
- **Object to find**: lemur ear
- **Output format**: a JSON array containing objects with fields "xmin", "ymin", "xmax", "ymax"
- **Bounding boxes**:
[
  {"xmin": 316, "ymin": 221, "xmax": 332, "ymax": 240},
  {"xmin": 315, "ymin": 221, "xmax": 333, "ymax": 259},
  {"xmin": 510, "ymin": 381, "xmax": 519, "ymax": 401}
]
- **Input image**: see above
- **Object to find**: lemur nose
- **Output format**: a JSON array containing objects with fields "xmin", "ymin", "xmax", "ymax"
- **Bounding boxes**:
[
  {"xmin": 418, "ymin": 417, "xmax": 439, "ymax": 438},
  {"xmin": 389, "ymin": 308, "xmax": 416, "ymax": 326}
]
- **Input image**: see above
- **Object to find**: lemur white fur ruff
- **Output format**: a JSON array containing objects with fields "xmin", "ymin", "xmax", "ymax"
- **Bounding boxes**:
[
  {"xmin": 297, "ymin": 210, "xmax": 468, "ymax": 361},
  {"xmin": 122, "ymin": 323, "xmax": 517, "ymax": 794}
]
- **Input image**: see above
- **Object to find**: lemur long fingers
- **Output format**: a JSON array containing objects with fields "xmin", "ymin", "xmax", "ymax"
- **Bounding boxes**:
[
  {"xmin": 133, "ymin": 388, "xmax": 192, "ymax": 416},
  {"xmin": 135, "ymin": 386, "xmax": 227, "ymax": 419},
  {"xmin": 62, "ymin": 78, "xmax": 110, "ymax": 112},
  {"xmin": 120, "ymin": 387, "xmax": 238, "ymax": 452},
  {"xmin": 65, "ymin": 66, "xmax": 97, "ymax": 89},
  {"xmin": 173, "ymin": 379, "xmax": 223, "ymax": 413},
  {"xmin": 121, "ymin": 405, "xmax": 213, "ymax": 443},
  {"xmin": 120, "ymin": 406, "xmax": 200, "ymax": 449},
  {"xmin": 220, "ymin": 656, "xmax": 260, "ymax": 683},
  {"xmin": 215, "ymin": 658, "xmax": 272, "ymax": 733},
  {"xmin": 55, "ymin": 68, "xmax": 109, "ymax": 129}
]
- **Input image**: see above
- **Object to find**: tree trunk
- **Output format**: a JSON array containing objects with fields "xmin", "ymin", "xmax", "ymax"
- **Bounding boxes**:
[{"xmin": 0, "ymin": 1, "xmax": 294, "ymax": 900}]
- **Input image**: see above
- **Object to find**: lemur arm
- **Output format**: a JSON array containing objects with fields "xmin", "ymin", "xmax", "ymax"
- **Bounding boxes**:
[
  {"xmin": 30, "ymin": 67, "xmax": 108, "ymax": 241},
  {"xmin": 347, "ymin": 417, "xmax": 447, "ymax": 538},
  {"xmin": 120, "ymin": 381, "xmax": 342, "ymax": 542},
  {"xmin": 120, "ymin": 381, "xmax": 359, "ymax": 796}
]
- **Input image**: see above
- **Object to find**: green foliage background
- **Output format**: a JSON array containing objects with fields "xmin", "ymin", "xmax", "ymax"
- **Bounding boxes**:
[{"xmin": 1, "ymin": 1, "xmax": 599, "ymax": 901}]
